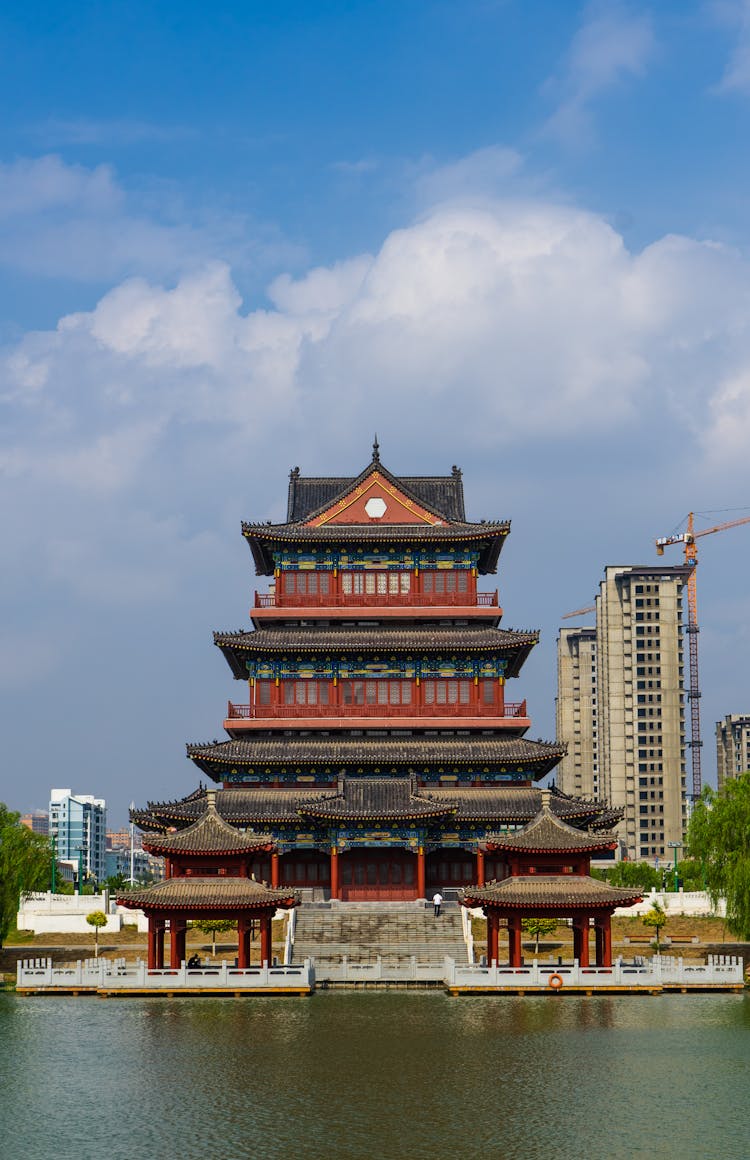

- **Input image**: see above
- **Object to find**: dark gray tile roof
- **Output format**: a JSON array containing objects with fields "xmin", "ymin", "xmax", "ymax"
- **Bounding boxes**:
[
  {"xmin": 484, "ymin": 807, "xmax": 618, "ymax": 853},
  {"xmin": 116, "ymin": 877, "xmax": 298, "ymax": 911},
  {"xmin": 186, "ymin": 735, "xmax": 566, "ymax": 773},
  {"xmin": 133, "ymin": 783, "xmax": 616, "ymax": 832},
  {"xmin": 287, "ymin": 460, "xmax": 467, "ymax": 523},
  {"xmin": 142, "ymin": 801, "xmax": 275, "ymax": 855},
  {"xmin": 242, "ymin": 521, "xmax": 510, "ymax": 576},
  {"xmin": 299, "ymin": 777, "xmax": 453, "ymax": 822},
  {"xmin": 214, "ymin": 625, "xmax": 538, "ymax": 679},
  {"xmin": 460, "ymin": 876, "xmax": 644, "ymax": 909}
]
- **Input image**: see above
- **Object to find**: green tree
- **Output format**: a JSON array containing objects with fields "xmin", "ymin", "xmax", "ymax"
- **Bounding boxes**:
[
  {"xmin": 607, "ymin": 861, "xmax": 662, "ymax": 891},
  {"xmin": 687, "ymin": 774, "xmax": 750, "ymax": 938},
  {"xmin": 86, "ymin": 910, "xmax": 108, "ymax": 957},
  {"xmin": 192, "ymin": 918, "xmax": 237, "ymax": 957},
  {"xmin": 521, "ymin": 917, "xmax": 558, "ymax": 955},
  {"xmin": 0, "ymin": 803, "xmax": 52, "ymax": 946},
  {"xmin": 642, "ymin": 900, "xmax": 667, "ymax": 950}
]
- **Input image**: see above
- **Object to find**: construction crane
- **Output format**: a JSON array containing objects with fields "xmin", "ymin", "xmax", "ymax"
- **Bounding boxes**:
[
  {"xmin": 656, "ymin": 511, "xmax": 750, "ymax": 799},
  {"xmin": 561, "ymin": 604, "xmax": 596, "ymax": 619}
]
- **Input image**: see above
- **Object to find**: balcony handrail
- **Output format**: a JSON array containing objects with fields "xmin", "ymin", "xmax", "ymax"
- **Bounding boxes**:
[
  {"xmin": 227, "ymin": 699, "xmax": 527, "ymax": 721},
  {"xmin": 254, "ymin": 590, "xmax": 499, "ymax": 609}
]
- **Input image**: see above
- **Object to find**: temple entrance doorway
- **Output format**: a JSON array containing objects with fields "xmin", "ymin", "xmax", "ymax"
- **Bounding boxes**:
[
  {"xmin": 426, "ymin": 850, "xmax": 475, "ymax": 891},
  {"xmin": 339, "ymin": 849, "xmax": 416, "ymax": 900}
]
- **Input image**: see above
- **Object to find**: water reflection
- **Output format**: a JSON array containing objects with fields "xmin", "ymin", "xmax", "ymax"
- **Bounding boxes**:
[{"xmin": 1, "ymin": 993, "xmax": 748, "ymax": 1160}]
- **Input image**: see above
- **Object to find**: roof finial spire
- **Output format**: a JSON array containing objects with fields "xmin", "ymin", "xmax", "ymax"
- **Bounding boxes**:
[{"xmin": 372, "ymin": 434, "xmax": 380, "ymax": 463}]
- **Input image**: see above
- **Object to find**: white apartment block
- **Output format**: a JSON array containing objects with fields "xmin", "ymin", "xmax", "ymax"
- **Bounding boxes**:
[
  {"xmin": 557, "ymin": 565, "xmax": 689, "ymax": 862},
  {"xmin": 716, "ymin": 714, "xmax": 750, "ymax": 791},
  {"xmin": 49, "ymin": 788, "xmax": 107, "ymax": 885}
]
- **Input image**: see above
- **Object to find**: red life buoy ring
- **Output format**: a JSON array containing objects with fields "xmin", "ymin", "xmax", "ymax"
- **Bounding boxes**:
[{"xmin": 548, "ymin": 973, "xmax": 564, "ymax": 990}]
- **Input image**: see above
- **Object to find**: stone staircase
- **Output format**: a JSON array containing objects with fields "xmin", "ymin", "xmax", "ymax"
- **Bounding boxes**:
[{"xmin": 292, "ymin": 901, "xmax": 468, "ymax": 973}]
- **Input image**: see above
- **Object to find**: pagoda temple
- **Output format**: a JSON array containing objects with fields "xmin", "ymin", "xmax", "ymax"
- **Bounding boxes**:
[{"xmin": 134, "ymin": 445, "xmax": 620, "ymax": 903}]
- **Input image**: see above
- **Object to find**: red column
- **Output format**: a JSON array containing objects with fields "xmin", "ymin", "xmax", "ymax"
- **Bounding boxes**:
[
  {"xmin": 601, "ymin": 914, "xmax": 612, "ymax": 967},
  {"xmin": 155, "ymin": 922, "xmax": 165, "ymax": 969},
  {"xmin": 147, "ymin": 919, "xmax": 157, "ymax": 970},
  {"xmin": 487, "ymin": 911, "xmax": 499, "ymax": 965},
  {"xmin": 595, "ymin": 921, "xmax": 604, "ymax": 966},
  {"xmin": 577, "ymin": 916, "xmax": 590, "ymax": 967},
  {"xmin": 507, "ymin": 914, "xmax": 522, "ymax": 967},
  {"xmin": 170, "ymin": 919, "xmax": 186, "ymax": 968},
  {"xmin": 330, "ymin": 847, "xmax": 340, "ymax": 899},
  {"xmin": 260, "ymin": 913, "xmax": 272, "ymax": 966},
  {"xmin": 417, "ymin": 847, "xmax": 426, "ymax": 898},
  {"xmin": 271, "ymin": 851, "xmax": 280, "ymax": 888},
  {"xmin": 476, "ymin": 848, "xmax": 485, "ymax": 887},
  {"xmin": 237, "ymin": 918, "xmax": 248, "ymax": 968}
]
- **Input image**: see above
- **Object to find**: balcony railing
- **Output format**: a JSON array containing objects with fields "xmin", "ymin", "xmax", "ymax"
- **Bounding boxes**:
[
  {"xmin": 227, "ymin": 700, "xmax": 527, "ymax": 721},
  {"xmin": 254, "ymin": 590, "xmax": 499, "ymax": 609}
]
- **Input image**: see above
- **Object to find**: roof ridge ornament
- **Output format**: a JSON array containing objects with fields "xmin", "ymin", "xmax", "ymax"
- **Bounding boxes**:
[{"xmin": 372, "ymin": 434, "xmax": 380, "ymax": 463}]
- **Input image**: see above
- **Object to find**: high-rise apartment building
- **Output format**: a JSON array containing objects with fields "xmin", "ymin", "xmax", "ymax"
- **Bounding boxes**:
[
  {"xmin": 49, "ymin": 788, "xmax": 107, "ymax": 884},
  {"xmin": 557, "ymin": 565, "xmax": 689, "ymax": 862},
  {"xmin": 556, "ymin": 627, "xmax": 598, "ymax": 800},
  {"xmin": 715, "ymin": 714, "xmax": 750, "ymax": 790}
]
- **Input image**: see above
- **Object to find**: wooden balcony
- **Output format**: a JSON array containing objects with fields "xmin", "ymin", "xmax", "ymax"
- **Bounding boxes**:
[
  {"xmin": 253, "ymin": 590, "xmax": 499, "ymax": 609},
  {"xmin": 226, "ymin": 700, "xmax": 528, "ymax": 723}
]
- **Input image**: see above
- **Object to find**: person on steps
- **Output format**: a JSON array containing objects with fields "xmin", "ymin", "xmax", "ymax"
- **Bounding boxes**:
[{"xmin": 433, "ymin": 891, "xmax": 443, "ymax": 918}]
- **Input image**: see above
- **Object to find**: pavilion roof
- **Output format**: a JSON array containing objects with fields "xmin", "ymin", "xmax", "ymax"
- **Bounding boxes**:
[
  {"xmin": 214, "ymin": 625, "xmax": 538, "ymax": 679},
  {"xmin": 132, "ymin": 783, "xmax": 616, "ymax": 833},
  {"xmin": 287, "ymin": 457, "xmax": 468, "ymax": 523},
  {"xmin": 298, "ymin": 777, "xmax": 454, "ymax": 822},
  {"xmin": 484, "ymin": 801, "xmax": 618, "ymax": 853},
  {"xmin": 141, "ymin": 797, "xmax": 275, "ymax": 856},
  {"xmin": 116, "ymin": 877, "xmax": 298, "ymax": 911},
  {"xmin": 460, "ymin": 876, "xmax": 644, "ymax": 910},
  {"xmin": 186, "ymin": 735, "xmax": 565, "ymax": 777},
  {"xmin": 241, "ymin": 520, "xmax": 510, "ymax": 576}
]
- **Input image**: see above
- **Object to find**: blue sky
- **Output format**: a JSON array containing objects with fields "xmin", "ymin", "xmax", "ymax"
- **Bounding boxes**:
[{"xmin": 3, "ymin": 0, "xmax": 750, "ymax": 824}]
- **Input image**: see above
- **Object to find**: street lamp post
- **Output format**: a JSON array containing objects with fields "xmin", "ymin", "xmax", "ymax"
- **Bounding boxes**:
[
  {"xmin": 667, "ymin": 840, "xmax": 683, "ymax": 892},
  {"xmin": 129, "ymin": 801, "xmax": 136, "ymax": 885}
]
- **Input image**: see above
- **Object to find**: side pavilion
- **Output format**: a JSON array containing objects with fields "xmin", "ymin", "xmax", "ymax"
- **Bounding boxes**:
[
  {"xmin": 117, "ymin": 790, "xmax": 299, "ymax": 969},
  {"xmin": 460, "ymin": 790, "xmax": 643, "ymax": 968}
]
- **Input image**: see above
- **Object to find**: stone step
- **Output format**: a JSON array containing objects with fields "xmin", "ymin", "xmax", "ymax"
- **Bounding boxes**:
[{"xmin": 291, "ymin": 901, "xmax": 467, "ymax": 966}]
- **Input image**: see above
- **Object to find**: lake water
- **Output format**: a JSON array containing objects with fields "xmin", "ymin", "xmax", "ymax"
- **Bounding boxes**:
[{"xmin": 1, "ymin": 991, "xmax": 748, "ymax": 1160}]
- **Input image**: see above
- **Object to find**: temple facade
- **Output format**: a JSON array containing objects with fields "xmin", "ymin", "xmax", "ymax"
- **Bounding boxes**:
[{"xmin": 134, "ymin": 447, "xmax": 619, "ymax": 902}]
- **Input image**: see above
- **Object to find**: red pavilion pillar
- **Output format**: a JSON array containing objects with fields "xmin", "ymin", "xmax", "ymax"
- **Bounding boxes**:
[
  {"xmin": 238, "ymin": 917, "xmax": 252, "ymax": 968},
  {"xmin": 596, "ymin": 914, "xmax": 612, "ymax": 967},
  {"xmin": 476, "ymin": 848, "xmax": 485, "ymax": 887},
  {"xmin": 507, "ymin": 914, "xmax": 522, "ymax": 967},
  {"xmin": 170, "ymin": 919, "xmax": 187, "ymax": 968},
  {"xmin": 417, "ymin": 846, "xmax": 426, "ymax": 898},
  {"xmin": 271, "ymin": 851, "xmax": 280, "ymax": 888},
  {"xmin": 574, "ymin": 916, "xmax": 590, "ymax": 967},
  {"xmin": 155, "ymin": 920, "xmax": 165, "ymax": 969},
  {"xmin": 330, "ymin": 846, "xmax": 340, "ymax": 900},
  {"xmin": 260, "ymin": 913, "xmax": 273, "ymax": 966},
  {"xmin": 147, "ymin": 918, "xmax": 157, "ymax": 970},
  {"xmin": 487, "ymin": 911, "xmax": 499, "ymax": 965}
]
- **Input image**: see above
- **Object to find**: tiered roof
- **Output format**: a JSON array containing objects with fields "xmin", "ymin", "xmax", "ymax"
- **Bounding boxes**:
[
  {"xmin": 133, "ymin": 784, "xmax": 619, "ymax": 833},
  {"xmin": 243, "ymin": 455, "xmax": 510, "ymax": 574},
  {"xmin": 214, "ymin": 625, "xmax": 539, "ymax": 680},
  {"xmin": 186, "ymin": 735, "xmax": 566, "ymax": 777},
  {"xmin": 299, "ymin": 777, "xmax": 453, "ymax": 823},
  {"xmin": 461, "ymin": 877, "xmax": 643, "ymax": 910}
]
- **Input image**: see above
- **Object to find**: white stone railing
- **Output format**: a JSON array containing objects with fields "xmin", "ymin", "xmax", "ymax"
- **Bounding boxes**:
[
  {"xmin": 445, "ymin": 954, "xmax": 744, "ymax": 989},
  {"xmin": 322, "ymin": 954, "xmax": 452, "ymax": 983},
  {"xmin": 460, "ymin": 905, "xmax": 475, "ymax": 964},
  {"xmin": 614, "ymin": 889, "xmax": 726, "ymax": 917},
  {"xmin": 283, "ymin": 909, "xmax": 296, "ymax": 966},
  {"xmin": 16, "ymin": 957, "xmax": 314, "ymax": 992}
]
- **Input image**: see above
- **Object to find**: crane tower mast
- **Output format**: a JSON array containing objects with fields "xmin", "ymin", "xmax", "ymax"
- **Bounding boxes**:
[{"xmin": 656, "ymin": 511, "xmax": 750, "ymax": 800}]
